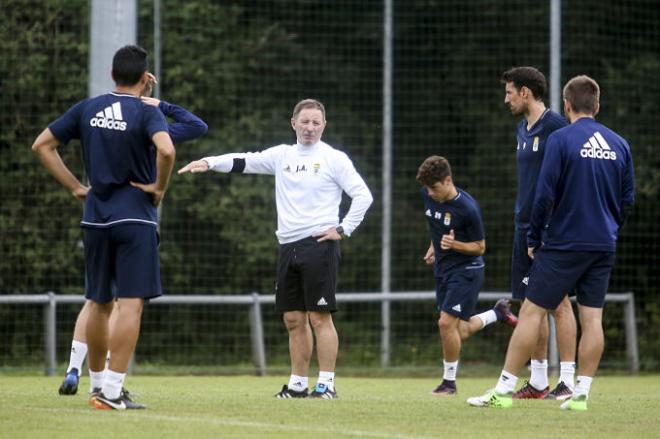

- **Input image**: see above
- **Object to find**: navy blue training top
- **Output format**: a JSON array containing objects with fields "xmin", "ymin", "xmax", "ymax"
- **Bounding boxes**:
[
  {"xmin": 158, "ymin": 100, "xmax": 208, "ymax": 144},
  {"xmin": 49, "ymin": 92, "xmax": 169, "ymax": 228},
  {"xmin": 515, "ymin": 109, "xmax": 568, "ymax": 230},
  {"xmin": 421, "ymin": 187, "xmax": 485, "ymax": 277},
  {"xmin": 528, "ymin": 118, "xmax": 635, "ymax": 252}
]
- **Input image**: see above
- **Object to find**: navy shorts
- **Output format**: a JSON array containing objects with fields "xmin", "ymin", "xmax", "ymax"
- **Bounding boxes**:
[
  {"xmin": 526, "ymin": 249, "xmax": 615, "ymax": 310},
  {"xmin": 435, "ymin": 266, "xmax": 484, "ymax": 321},
  {"xmin": 83, "ymin": 224, "xmax": 162, "ymax": 304},
  {"xmin": 276, "ymin": 237, "xmax": 340, "ymax": 313},
  {"xmin": 511, "ymin": 227, "xmax": 532, "ymax": 300}
]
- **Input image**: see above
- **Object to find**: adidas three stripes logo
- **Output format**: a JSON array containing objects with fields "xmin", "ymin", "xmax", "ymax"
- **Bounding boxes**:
[
  {"xmin": 580, "ymin": 131, "xmax": 617, "ymax": 161},
  {"xmin": 89, "ymin": 102, "xmax": 127, "ymax": 131}
]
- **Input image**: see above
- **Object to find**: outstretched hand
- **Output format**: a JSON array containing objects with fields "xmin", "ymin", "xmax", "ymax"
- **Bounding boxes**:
[{"xmin": 178, "ymin": 160, "xmax": 210, "ymax": 174}]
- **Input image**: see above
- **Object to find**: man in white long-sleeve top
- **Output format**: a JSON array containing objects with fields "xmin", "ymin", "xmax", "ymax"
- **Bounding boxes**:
[{"xmin": 178, "ymin": 99, "xmax": 373, "ymax": 399}]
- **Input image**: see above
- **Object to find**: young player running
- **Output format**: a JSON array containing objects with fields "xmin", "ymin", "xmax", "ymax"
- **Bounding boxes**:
[{"xmin": 417, "ymin": 155, "xmax": 517, "ymax": 396}]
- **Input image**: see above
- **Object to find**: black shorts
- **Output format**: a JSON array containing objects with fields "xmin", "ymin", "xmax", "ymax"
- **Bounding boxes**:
[
  {"xmin": 511, "ymin": 227, "xmax": 532, "ymax": 300},
  {"xmin": 275, "ymin": 237, "xmax": 340, "ymax": 313},
  {"xmin": 526, "ymin": 249, "xmax": 615, "ymax": 310},
  {"xmin": 435, "ymin": 265, "xmax": 484, "ymax": 321},
  {"xmin": 83, "ymin": 224, "xmax": 162, "ymax": 304}
]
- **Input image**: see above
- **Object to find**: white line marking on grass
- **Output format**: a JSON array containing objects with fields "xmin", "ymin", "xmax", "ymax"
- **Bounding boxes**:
[{"xmin": 34, "ymin": 407, "xmax": 433, "ymax": 439}]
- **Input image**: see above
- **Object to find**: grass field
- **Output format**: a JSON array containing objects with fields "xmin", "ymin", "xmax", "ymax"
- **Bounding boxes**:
[{"xmin": 2, "ymin": 375, "xmax": 659, "ymax": 438}]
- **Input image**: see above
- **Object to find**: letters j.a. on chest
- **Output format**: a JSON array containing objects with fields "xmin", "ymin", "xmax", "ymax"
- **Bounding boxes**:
[{"xmin": 280, "ymin": 157, "xmax": 329, "ymax": 186}]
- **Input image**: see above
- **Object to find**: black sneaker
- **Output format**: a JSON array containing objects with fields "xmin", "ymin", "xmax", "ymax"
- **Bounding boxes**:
[
  {"xmin": 91, "ymin": 390, "xmax": 146, "ymax": 410},
  {"xmin": 494, "ymin": 298, "xmax": 518, "ymax": 328},
  {"xmin": 310, "ymin": 383, "xmax": 337, "ymax": 399},
  {"xmin": 430, "ymin": 379, "xmax": 457, "ymax": 396},
  {"xmin": 58, "ymin": 368, "xmax": 79, "ymax": 395},
  {"xmin": 275, "ymin": 385, "xmax": 309, "ymax": 399},
  {"xmin": 544, "ymin": 381, "xmax": 573, "ymax": 401}
]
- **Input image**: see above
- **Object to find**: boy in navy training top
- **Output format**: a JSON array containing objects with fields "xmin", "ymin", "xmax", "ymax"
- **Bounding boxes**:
[
  {"xmin": 417, "ymin": 156, "xmax": 517, "ymax": 396},
  {"xmin": 502, "ymin": 66, "xmax": 577, "ymax": 400},
  {"xmin": 32, "ymin": 45, "xmax": 176, "ymax": 410},
  {"xmin": 468, "ymin": 75, "xmax": 635, "ymax": 411},
  {"xmin": 57, "ymin": 73, "xmax": 207, "ymax": 397}
]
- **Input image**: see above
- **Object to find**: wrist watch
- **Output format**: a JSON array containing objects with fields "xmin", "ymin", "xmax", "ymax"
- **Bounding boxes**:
[{"xmin": 336, "ymin": 225, "xmax": 346, "ymax": 238}]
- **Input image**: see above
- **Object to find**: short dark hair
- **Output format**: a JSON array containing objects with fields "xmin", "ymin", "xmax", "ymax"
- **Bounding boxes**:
[
  {"xmin": 292, "ymin": 99, "xmax": 326, "ymax": 120},
  {"xmin": 112, "ymin": 45, "xmax": 148, "ymax": 86},
  {"xmin": 501, "ymin": 66, "xmax": 547, "ymax": 101},
  {"xmin": 416, "ymin": 155, "xmax": 452, "ymax": 187},
  {"xmin": 563, "ymin": 75, "xmax": 600, "ymax": 114}
]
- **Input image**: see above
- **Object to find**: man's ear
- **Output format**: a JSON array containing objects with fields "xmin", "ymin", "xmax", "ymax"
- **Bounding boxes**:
[{"xmin": 520, "ymin": 85, "xmax": 531, "ymax": 100}]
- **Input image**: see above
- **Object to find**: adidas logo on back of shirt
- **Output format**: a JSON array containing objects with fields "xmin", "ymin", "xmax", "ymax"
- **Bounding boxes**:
[
  {"xmin": 580, "ymin": 131, "xmax": 616, "ymax": 161},
  {"xmin": 90, "ymin": 102, "xmax": 127, "ymax": 131}
]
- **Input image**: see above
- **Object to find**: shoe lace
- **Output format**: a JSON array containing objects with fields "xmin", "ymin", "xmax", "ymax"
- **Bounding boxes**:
[
  {"xmin": 120, "ymin": 388, "xmax": 139, "ymax": 401},
  {"xmin": 516, "ymin": 381, "xmax": 537, "ymax": 396}
]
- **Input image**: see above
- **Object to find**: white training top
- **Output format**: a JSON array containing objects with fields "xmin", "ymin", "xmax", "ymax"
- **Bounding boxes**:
[{"xmin": 203, "ymin": 140, "xmax": 373, "ymax": 244}]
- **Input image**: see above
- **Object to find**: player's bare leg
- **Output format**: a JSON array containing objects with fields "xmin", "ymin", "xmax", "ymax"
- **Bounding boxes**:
[
  {"xmin": 91, "ymin": 298, "xmax": 146, "ymax": 410},
  {"xmin": 73, "ymin": 300, "xmax": 92, "ymax": 343},
  {"xmin": 576, "ymin": 305, "xmax": 604, "ymax": 377},
  {"xmin": 86, "ymin": 300, "xmax": 113, "ymax": 394},
  {"xmin": 467, "ymin": 300, "xmax": 549, "ymax": 407},
  {"xmin": 431, "ymin": 312, "xmax": 463, "ymax": 395},
  {"xmin": 457, "ymin": 315, "xmax": 489, "ymax": 340},
  {"xmin": 503, "ymin": 300, "xmax": 548, "ymax": 380},
  {"xmin": 309, "ymin": 311, "xmax": 337, "ymax": 372},
  {"xmin": 283, "ymin": 311, "xmax": 313, "ymax": 377},
  {"xmin": 439, "ymin": 312, "xmax": 462, "ymax": 362},
  {"xmin": 513, "ymin": 300, "xmax": 550, "ymax": 398},
  {"xmin": 275, "ymin": 311, "xmax": 313, "ymax": 398},
  {"xmin": 559, "ymin": 304, "xmax": 603, "ymax": 411},
  {"xmin": 107, "ymin": 298, "xmax": 144, "ymax": 373},
  {"xmin": 309, "ymin": 311, "xmax": 338, "ymax": 398}
]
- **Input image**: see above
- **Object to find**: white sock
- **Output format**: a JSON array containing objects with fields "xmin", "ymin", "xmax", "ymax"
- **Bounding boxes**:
[
  {"xmin": 574, "ymin": 375, "xmax": 593, "ymax": 398},
  {"xmin": 475, "ymin": 310, "xmax": 497, "ymax": 328},
  {"xmin": 102, "ymin": 369, "xmax": 126, "ymax": 400},
  {"xmin": 317, "ymin": 371, "xmax": 335, "ymax": 391},
  {"xmin": 89, "ymin": 369, "xmax": 105, "ymax": 393},
  {"xmin": 67, "ymin": 340, "xmax": 88, "ymax": 374},
  {"xmin": 529, "ymin": 359, "xmax": 549, "ymax": 390},
  {"xmin": 287, "ymin": 374, "xmax": 308, "ymax": 392},
  {"xmin": 443, "ymin": 360, "xmax": 458, "ymax": 381},
  {"xmin": 495, "ymin": 370, "xmax": 518, "ymax": 394},
  {"xmin": 559, "ymin": 362, "xmax": 576, "ymax": 389}
]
